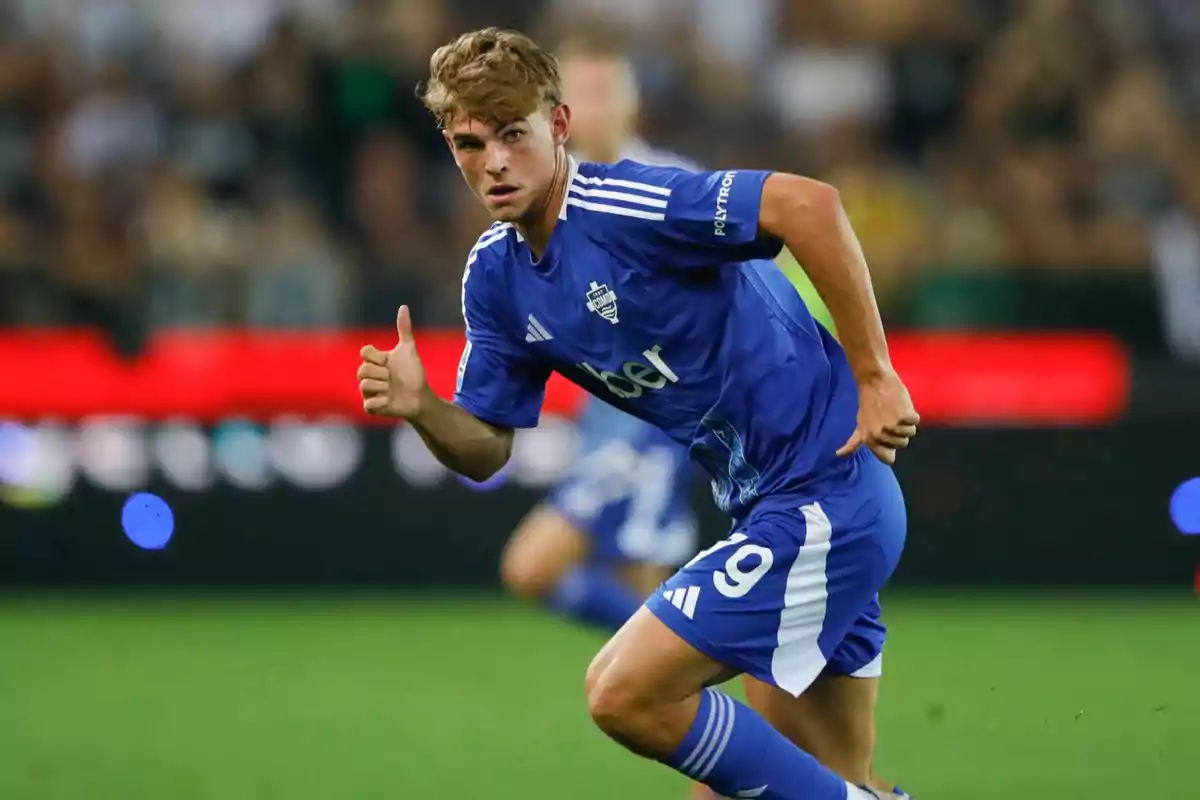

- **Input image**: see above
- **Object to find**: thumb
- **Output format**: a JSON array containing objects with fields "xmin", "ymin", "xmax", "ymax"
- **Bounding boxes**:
[
  {"xmin": 396, "ymin": 305, "xmax": 413, "ymax": 344},
  {"xmin": 835, "ymin": 428, "xmax": 864, "ymax": 458}
]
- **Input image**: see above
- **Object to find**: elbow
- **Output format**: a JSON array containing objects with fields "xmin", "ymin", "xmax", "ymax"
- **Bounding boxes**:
[
  {"xmin": 462, "ymin": 457, "xmax": 506, "ymax": 484},
  {"xmin": 786, "ymin": 176, "xmax": 843, "ymax": 228},
  {"xmin": 462, "ymin": 463, "xmax": 502, "ymax": 483},
  {"xmin": 761, "ymin": 173, "xmax": 843, "ymax": 242},
  {"xmin": 811, "ymin": 180, "xmax": 843, "ymax": 222},
  {"xmin": 462, "ymin": 427, "xmax": 513, "ymax": 483}
]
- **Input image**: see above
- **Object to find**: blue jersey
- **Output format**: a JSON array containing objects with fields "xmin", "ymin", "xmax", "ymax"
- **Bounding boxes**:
[
  {"xmin": 567, "ymin": 136, "xmax": 702, "ymax": 434},
  {"xmin": 540, "ymin": 140, "xmax": 700, "ymax": 565},
  {"xmin": 455, "ymin": 158, "xmax": 859, "ymax": 521}
]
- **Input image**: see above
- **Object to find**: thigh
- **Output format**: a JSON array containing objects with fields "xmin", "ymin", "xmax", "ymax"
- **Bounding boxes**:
[{"xmin": 589, "ymin": 606, "xmax": 731, "ymax": 702}]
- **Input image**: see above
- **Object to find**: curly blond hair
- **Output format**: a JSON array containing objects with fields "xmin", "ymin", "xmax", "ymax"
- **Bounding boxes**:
[{"xmin": 421, "ymin": 28, "xmax": 564, "ymax": 129}]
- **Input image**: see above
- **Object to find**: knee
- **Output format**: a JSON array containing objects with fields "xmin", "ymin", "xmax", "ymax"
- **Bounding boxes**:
[
  {"xmin": 584, "ymin": 651, "xmax": 645, "ymax": 739},
  {"xmin": 499, "ymin": 546, "xmax": 558, "ymax": 600}
]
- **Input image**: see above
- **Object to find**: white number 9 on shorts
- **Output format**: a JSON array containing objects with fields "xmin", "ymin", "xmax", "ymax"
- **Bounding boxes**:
[
  {"xmin": 685, "ymin": 533, "xmax": 775, "ymax": 599},
  {"xmin": 715, "ymin": 543, "xmax": 774, "ymax": 598}
]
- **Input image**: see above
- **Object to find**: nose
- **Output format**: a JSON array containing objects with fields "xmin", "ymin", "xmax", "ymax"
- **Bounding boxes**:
[{"xmin": 485, "ymin": 141, "xmax": 509, "ymax": 176}]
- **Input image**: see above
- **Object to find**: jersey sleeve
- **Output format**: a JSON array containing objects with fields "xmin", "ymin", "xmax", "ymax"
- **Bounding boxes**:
[
  {"xmin": 452, "ymin": 255, "xmax": 550, "ymax": 429},
  {"xmin": 601, "ymin": 163, "xmax": 785, "ymax": 269}
]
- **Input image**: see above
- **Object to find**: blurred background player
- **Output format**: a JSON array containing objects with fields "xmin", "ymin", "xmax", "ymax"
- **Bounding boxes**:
[{"xmin": 499, "ymin": 34, "xmax": 703, "ymax": 630}]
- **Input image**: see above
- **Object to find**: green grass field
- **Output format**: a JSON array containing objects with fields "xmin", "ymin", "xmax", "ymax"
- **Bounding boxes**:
[{"xmin": 0, "ymin": 592, "xmax": 1194, "ymax": 799}]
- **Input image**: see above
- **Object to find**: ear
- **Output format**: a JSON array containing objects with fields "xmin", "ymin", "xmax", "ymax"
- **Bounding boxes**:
[
  {"xmin": 549, "ymin": 103, "xmax": 571, "ymax": 148},
  {"xmin": 442, "ymin": 130, "xmax": 455, "ymax": 152}
]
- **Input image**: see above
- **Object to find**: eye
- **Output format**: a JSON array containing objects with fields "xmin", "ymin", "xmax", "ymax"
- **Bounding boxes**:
[
  {"xmin": 503, "ymin": 129, "xmax": 524, "ymax": 144},
  {"xmin": 457, "ymin": 140, "xmax": 483, "ymax": 152}
]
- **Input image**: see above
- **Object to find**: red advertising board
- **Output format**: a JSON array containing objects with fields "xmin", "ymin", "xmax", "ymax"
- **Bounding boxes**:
[{"xmin": 0, "ymin": 329, "xmax": 1128, "ymax": 425}]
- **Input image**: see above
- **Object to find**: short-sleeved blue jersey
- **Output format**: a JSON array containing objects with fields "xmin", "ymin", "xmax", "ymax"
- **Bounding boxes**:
[
  {"xmin": 455, "ymin": 158, "xmax": 859, "ymax": 520},
  {"xmin": 567, "ymin": 137, "xmax": 702, "ymax": 444}
]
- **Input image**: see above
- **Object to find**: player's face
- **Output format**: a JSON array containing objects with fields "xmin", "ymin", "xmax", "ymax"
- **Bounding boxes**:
[
  {"xmin": 444, "ymin": 105, "xmax": 570, "ymax": 223},
  {"xmin": 560, "ymin": 55, "xmax": 636, "ymax": 163}
]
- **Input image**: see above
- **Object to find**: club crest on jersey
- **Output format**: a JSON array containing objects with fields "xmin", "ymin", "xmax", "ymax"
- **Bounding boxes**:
[{"xmin": 585, "ymin": 281, "xmax": 619, "ymax": 324}]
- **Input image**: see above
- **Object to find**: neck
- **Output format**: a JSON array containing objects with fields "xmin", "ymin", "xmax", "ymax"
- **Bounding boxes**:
[
  {"xmin": 582, "ymin": 143, "xmax": 622, "ymax": 165},
  {"xmin": 517, "ymin": 148, "xmax": 569, "ymax": 259}
]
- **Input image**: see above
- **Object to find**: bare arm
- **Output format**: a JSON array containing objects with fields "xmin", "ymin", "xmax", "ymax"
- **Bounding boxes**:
[
  {"xmin": 358, "ymin": 305, "xmax": 514, "ymax": 482},
  {"xmin": 758, "ymin": 173, "xmax": 891, "ymax": 382},
  {"xmin": 757, "ymin": 173, "xmax": 919, "ymax": 462},
  {"xmin": 409, "ymin": 392, "xmax": 513, "ymax": 483}
]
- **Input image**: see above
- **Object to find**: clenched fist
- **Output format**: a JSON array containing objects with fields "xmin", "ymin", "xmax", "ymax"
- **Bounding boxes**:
[{"xmin": 358, "ymin": 306, "xmax": 433, "ymax": 419}]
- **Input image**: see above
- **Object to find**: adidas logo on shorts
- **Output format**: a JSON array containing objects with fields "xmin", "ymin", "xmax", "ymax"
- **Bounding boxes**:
[{"xmin": 662, "ymin": 586, "xmax": 700, "ymax": 619}]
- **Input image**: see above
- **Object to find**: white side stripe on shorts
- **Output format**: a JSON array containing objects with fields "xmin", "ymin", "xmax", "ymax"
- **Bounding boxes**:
[
  {"xmin": 678, "ymin": 690, "xmax": 736, "ymax": 780},
  {"xmin": 769, "ymin": 502, "xmax": 834, "ymax": 696}
]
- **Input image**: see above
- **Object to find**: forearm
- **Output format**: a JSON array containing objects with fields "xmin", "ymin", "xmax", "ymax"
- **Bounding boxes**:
[
  {"xmin": 410, "ymin": 393, "xmax": 513, "ymax": 482},
  {"xmin": 761, "ymin": 175, "xmax": 893, "ymax": 381}
]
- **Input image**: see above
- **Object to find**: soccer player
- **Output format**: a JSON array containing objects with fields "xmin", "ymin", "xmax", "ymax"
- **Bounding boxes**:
[
  {"xmin": 357, "ymin": 28, "xmax": 918, "ymax": 800},
  {"xmin": 499, "ymin": 35, "xmax": 702, "ymax": 632}
]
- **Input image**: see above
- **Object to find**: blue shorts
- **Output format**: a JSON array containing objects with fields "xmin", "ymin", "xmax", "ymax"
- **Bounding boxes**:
[
  {"xmin": 646, "ymin": 449, "xmax": 906, "ymax": 695},
  {"xmin": 547, "ymin": 401, "xmax": 697, "ymax": 567}
]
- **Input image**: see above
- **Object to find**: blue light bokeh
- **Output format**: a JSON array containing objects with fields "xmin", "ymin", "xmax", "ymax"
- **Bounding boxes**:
[
  {"xmin": 0, "ymin": 421, "xmax": 29, "ymax": 484},
  {"xmin": 121, "ymin": 492, "xmax": 175, "ymax": 550},
  {"xmin": 1169, "ymin": 478, "xmax": 1200, "ymax": 535}
]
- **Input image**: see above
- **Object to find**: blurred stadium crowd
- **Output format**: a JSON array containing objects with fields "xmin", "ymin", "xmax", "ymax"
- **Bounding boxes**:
[{"xmin": 0, "ymin": 0, "xmax": 1196, "ymax": 359}]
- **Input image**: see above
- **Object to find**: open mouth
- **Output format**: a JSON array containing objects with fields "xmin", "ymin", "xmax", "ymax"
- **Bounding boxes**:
[{"xmin": 487, "ymin": 184, "xmax": 519, "ymax": 202}]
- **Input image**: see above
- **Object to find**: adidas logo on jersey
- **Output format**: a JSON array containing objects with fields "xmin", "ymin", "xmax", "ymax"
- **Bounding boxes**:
[
  {"xmin": 525, "ymin": 315, "xmax": 553, "ymax": 343},
  {"xmin": 662, "ymin": 585, "xmax": 700, "ymax": 619}
]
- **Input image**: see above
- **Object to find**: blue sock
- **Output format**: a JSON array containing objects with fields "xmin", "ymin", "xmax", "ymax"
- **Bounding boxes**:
[
  {"xmin": 667, "ymin": 688, "xmax": 861, "ymax": 800},
  {"xmin": 545, "ymin": 564, "xmax": 644, "ymax": 631}
]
